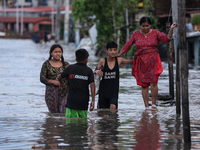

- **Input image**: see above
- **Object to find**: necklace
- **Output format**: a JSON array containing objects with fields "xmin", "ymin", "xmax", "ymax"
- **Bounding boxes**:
[{"xmin": 141, "ymin": 29, "xmax": 151, "ymax": 38}]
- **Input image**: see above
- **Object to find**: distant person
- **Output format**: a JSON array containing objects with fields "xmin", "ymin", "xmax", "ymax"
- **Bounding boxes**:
[
  {"xmin": 39, "ymin": 32, "xmax": 44, "ymax": 43},
  {"xmin": 186, "ymin": 17, "xmax": 193, "ymax": 32},
  {"xmin": 33, "ymin": 31, "xmax": 39, "ymax": 43},
  {"xmin": 57, "ymin": 49, "xmax": 95, "ymax": 118},
  {"xmin": 44, "ymin": 32, "xmax": 48, "ymax": 43},
  {"xmin": 117, "ymin": 16, "xmax": 177, "ymax": 110},
  {"xmin": 94, "ymin": 41, "xmax": 133, "ymax": 110},
  {"xmin": 47, "ymin": 33, "xmax": 51, "ymax": 41},
  {"xmin": 40, "ymin": 44, "xmax": 69, "ymax": 113}
]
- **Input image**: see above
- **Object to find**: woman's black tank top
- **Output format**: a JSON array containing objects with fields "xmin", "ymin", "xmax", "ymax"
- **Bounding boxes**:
[{"xmin": 99, "ymin": 57, "xmax": 119, "ymax": 99}]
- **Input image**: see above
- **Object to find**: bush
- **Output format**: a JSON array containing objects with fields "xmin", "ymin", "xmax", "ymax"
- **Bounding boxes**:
[{"xmin": 190, "ymin": 14, "xmax": 200, "ymax": 25}]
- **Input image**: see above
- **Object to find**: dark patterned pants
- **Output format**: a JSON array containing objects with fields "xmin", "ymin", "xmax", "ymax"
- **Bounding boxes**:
[{"xmin": 45, "ymin": 85, "xmax": 67, "ymax": 113}]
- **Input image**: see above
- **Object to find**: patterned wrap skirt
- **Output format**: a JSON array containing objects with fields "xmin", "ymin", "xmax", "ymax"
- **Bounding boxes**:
[
  {"xmin": 45, "ymin": 85, "xmax": 67, "ymax": 113},
  {"xmin": 132, "ymin": 49, "xmax": 163, "ymax": 87}
]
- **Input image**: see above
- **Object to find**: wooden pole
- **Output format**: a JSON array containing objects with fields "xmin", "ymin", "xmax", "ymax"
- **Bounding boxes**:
[
  {"xmin": 178, "ymin": 0, "xmax": 191, "ymax": 143},
  {"xmin": 166, "ymin": 22, "xmax": 174, "ymax": 99},
  {"xmin": 176, "ymin": 45, "xmax": 181, "ymax": 114},
  {"xmin": 171, "ymin": 0, "xmax": 180, "ymax": 114}
]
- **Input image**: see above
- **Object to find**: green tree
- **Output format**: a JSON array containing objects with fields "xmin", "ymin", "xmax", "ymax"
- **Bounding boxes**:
[{"xmin": 72, "ymin": 0, "xmax": 154, "ymax": 56}]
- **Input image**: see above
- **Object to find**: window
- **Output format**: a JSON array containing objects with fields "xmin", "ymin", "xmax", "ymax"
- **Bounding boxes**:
[{"xmin": 38, "ymin": 0, "xmax": 47, "ymax": 6}]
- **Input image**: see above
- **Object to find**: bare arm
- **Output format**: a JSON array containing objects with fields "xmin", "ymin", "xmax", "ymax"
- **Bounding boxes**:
[
  {"xmin": 118, "ymin": 57, "xmax": 133, "ymax": 65},
  {"xmin": 89, "ymin": 82, "xmax": 95, "ymax": 111},
  {"xmin": 94, "ymin": 59, "xmax": 104, "ymax": 77},
  {"xmin": 94, "ymin": 58, "xmax": 104, "ymax": 71},
  {"xmin": 47, "ymin": 80, "xmax": 60, "ymax": 86},
  {"xmin": 168, "ymin": 22, "xmax": 177, "ymax": 39},
  {"xmin": 121, "ymin": 57, "xmax": 133, "ymax": 64}
]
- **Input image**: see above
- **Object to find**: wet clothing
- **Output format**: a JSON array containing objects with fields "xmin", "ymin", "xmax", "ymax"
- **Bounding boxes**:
[
  {"xmin": 121, "ymin": 29, "xmax": 171, "ymax": 87},
  {"xmin": 40, "ymin": 60, "xmax": 69, "ymax": 96},
  {"xmin": 66, "ymin": 108, "xmax": 88, "ymax": 118},
  {"xmin": 40, "ymin": 60, "xmax": 69, "ymax": 113},
  {"xmin": 98, "ymin": 57, "xmax": 119, "ymax": 109},
  {"xmin": 45, "ymin": 86, "xmax": 67, "ymax": 113},
  {"xmin": 61, "ymin": 63, "xmax": 94, "ymax": 112}
]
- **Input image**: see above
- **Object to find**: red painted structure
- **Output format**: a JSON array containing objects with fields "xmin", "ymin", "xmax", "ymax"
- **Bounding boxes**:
[{"xmin": 0, "ymin": 6, "xmax": 72, "ymax": 33}]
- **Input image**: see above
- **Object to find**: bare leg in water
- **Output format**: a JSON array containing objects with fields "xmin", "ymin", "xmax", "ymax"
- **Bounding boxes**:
[
  {"xmin": 142, "ymin": 86, "xmax": 149, "ymax": 109},
  {"xmin": 150, "ymin": 83, "xmax": 158, "ymax": 110}
]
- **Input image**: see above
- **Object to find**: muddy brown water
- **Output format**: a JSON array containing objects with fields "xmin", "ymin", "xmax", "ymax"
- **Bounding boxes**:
[{"xmin": 0, "ymin": 39, "xmax": 200, "ymax": 149}]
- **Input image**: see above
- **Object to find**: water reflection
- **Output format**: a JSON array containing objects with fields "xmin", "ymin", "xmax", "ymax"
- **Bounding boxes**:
[
  {"xmin": 39, "ymin": 114, "xmax": 91, "ymax": 149},
  {"xmin": 161, "ymin": 114, "xmax": 182, "ymax": 150},
  {"xmin": 133, "ymin": 110, "xmax": 161, "ymax": 149},
  {"xmin": 38, "ymin": 114, "xmax": 66, "ymax": 149},
  {"xmin": 94, "ymin": 110, "xmax": 120, "ymax": 149}
]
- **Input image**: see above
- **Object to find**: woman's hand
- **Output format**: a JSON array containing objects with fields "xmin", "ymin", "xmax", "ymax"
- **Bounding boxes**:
[
  {"xmin": 116, "ymin": 51, "xmax": 124, "ymax": 57},
  {"xmin": 53, "ymin": 80, "xmax": 60, "ymax": 86},
  {"xmin": 116, "ymin": 54, "xmax": 121, "ymax": 57},
  {"xmin": 171, "ymin": 22, "xmax": 177, "ymax": 29}
]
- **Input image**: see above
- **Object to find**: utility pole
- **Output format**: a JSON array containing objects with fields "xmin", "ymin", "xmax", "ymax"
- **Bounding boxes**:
[
  {"xmin": 171, "ymin": 0, "xmax": 180, "ymax": 114},
  {"xmin": 20, "ymin": 4, "xmax": 24, "ymax": 36},
  {"xmin": 16, "ymin": 0, "xmax": 19, "ymax": 33},
  {"xmin": 51, "ymin": 0, "xmax": 54, "ymax": 36},
  {"xmin": 64, "ymin": 0, "xmax": 69, "ymax": 45},
  {"xmin": 55, "ymin": 0, "xmax": 61, "ymax": 43},
  {"xmin": 178, "ymin": 0, "xmax": 191, "ymax": 143},
  {"xmin": 4, "ymin": 0, "xmax": 6, "ymax": 16}
]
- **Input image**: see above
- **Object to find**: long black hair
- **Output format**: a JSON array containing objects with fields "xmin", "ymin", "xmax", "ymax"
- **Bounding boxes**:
[
  {"xmin": 48, "ymin": 44, "xmax": 65, "ymax": 67},
  {"xmin": 139, "ymin": 16, "xmax": 152, "ymax": 26}
]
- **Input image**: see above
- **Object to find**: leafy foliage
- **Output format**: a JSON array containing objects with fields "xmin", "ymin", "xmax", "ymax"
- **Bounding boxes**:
[
  {"xmin": 190, "ymin": 14, "xmax": 200, "ymax": 25},
  {"xmin": 72, "ymin": 0, "xmax": 155, "ymax": 56}
]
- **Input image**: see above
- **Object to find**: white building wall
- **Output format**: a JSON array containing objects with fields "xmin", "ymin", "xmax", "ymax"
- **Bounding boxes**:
[
  {"xmin": 32, "ymin": 0, "xmax": 38, "ymax": 7},
  {"xmin": 15, "ymin": 0, "xmax": 32, "ymax": 7}
]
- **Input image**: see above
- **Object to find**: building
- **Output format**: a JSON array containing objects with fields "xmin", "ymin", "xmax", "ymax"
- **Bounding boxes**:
[{"xmin": 0, "ymin": 0, "xmax": 72, "ymax": 35}]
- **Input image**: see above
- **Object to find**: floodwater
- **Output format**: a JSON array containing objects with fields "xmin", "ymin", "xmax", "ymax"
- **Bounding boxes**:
[{"xmin": 0, "ymin": 39, "xmax": 200, "ymax": 150}]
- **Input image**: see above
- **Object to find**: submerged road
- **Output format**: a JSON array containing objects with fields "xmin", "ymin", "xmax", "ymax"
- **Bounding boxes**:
[{"xmin": 0, "ymin": 39, "xmax": 200, "ymax": 149}]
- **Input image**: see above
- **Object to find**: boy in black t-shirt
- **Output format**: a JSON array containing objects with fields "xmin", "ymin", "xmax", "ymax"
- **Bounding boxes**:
[
  {"xmin": 58, "ymin": 49, "xmax": 95, "ymax": 117},
  {"xmin": 94, "ymin": 41, "xmax": 132, "ymax": 110}
]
